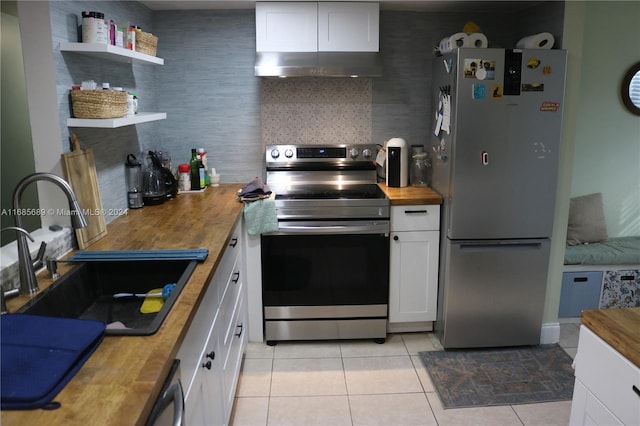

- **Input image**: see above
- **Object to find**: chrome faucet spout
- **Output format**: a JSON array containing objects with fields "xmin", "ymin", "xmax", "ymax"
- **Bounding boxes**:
[
  {"xmin": 11, "ymin": 172, "xmax": 88, "ymax": 295},
  {"xmin": 1, "ymin": 226, "xmax": 36, "ymax": 313},
  {"xmin": 1, "ymin": 226, "xmax": 35, "ymax": 242}
]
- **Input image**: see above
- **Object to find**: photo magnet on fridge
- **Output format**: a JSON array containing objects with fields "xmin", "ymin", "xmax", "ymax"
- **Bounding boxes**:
[{"xmin": 472, "ymin": 84, "xmax": 485, "ymax": 99}]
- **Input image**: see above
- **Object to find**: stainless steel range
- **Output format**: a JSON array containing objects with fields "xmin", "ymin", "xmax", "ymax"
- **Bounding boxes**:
[{"xmin": 261, "ymin": 144, "xmax": 390, "ymax": 345}]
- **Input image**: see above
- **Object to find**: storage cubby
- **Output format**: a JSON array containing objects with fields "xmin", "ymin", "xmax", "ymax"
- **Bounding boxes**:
[{"xmin": 559, "ymin": 271, "xmax": 603, "ymax": 317}]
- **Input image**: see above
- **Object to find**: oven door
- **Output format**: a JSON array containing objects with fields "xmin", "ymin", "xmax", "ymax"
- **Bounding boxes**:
[{"xmin": 261, "ymin": 220, "xmax": 390, "ymax": 309}]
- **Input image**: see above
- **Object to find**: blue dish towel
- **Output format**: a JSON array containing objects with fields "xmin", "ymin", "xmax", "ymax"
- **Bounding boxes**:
[
  {"xmin": 243, "ymin": 195, "xmax": 278, "ymax": 236},
  {"xmin": 1, "ymin": 314, "xmax": 105, "ymax": 410}
]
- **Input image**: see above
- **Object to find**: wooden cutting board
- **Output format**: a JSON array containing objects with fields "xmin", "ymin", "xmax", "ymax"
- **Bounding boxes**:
[{"xmin": 61, "ymin": 134, "xmax": 107, "ymax": 249}]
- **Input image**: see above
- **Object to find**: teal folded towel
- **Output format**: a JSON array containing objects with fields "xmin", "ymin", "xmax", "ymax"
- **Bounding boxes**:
[{"xmin": 243, "ymin": 196, "xmax": 278, "ymax": 236}]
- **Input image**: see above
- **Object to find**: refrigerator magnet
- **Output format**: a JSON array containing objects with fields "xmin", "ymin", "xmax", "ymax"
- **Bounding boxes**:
[
  {"xmin": 491, "ymin": 84, "xmax": 503, "ymax": 99},
  {"xmin": 543, "ymin": 66, "xmax": 552, "ymax": 75},
  {"xmin": 472, "ymin": 84, "xmax": 485, "ymax": 99},
  {"xmin": 522, "ymin": 83, "xmax": 544, "ymax": 92},
  {"xmin": 540, "ymin": 101, "xmax": 560, "ymax": 112},
  {"xmin": 527, "ymin": 57, "xmax": 541, "ymax": 69}
]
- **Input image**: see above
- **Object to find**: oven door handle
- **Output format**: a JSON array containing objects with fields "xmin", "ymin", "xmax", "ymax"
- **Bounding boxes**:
[{"xmin": 274, "ymin": 221, "xmax": 389, "ymax": 235}]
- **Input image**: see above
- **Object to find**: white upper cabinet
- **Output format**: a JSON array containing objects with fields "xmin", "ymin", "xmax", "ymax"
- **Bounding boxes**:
[
  {"xmin": 256, "ymin": 2, "xmax": 318, "ymax": 52},
  {"xmin": 318, "ymin": 2, "xmax": 379, "ymax": 52},
  {"xmin": 256, "ymin": 2, "xmax": 379, "ymax": 52}
]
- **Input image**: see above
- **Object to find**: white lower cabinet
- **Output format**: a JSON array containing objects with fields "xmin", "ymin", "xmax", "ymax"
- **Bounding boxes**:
[
  {"xmin": 388, "ymin": 205, "xmax": 440, "ymax": 331},
  {"xmin": 178, "ymin": 221, "xmax": 246, "ymax": 426},
  {"xmin": 569, "ymin": 325, "xmax": 640, "ymax": 425}
]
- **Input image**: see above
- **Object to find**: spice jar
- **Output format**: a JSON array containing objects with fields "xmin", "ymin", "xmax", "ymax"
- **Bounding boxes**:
[{"xmin": 178, "ymin": 163, "xmax": 191, "ymax": 192}]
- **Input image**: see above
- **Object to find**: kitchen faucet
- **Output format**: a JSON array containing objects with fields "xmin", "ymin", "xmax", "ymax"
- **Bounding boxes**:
[
  {"xmin": 12, "ymin": 172, "xmax": 88, "ymax": 295},
  {"xmin": 0, "ymin": 226, "xmax": 36, "ymax": 314}
]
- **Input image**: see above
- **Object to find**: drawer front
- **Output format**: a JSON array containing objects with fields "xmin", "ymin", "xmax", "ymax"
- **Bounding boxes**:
[
  {"xmin": 559, "ymin": 271, "xmax": 603, "ymax": 317},
  {"xmin": 218, "ymin": 258, "xmax": 242, "ymax": 344},
  {"xmin": 391, "ymin": 205, "xmax": 440, "ymax": 231},
  {"xmin": 575, "ymin": 326, "xmax": 640, "ymax": 425},
  {"xmin": 222, "ymin": 291, "xmax": 247, "ymax": 420},
  {"xmin": 214, "ymin": 240, "xmax": 241, "ymax": 304},
  {"xmin": 177, "ymin": 282, "xmax": 218, "ymax": 396}
]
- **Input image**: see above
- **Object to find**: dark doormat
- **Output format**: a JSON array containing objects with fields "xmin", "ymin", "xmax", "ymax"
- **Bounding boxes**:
[{"xmin": 419, "ymin": 344, "xmax": 575, "ymax": 409}]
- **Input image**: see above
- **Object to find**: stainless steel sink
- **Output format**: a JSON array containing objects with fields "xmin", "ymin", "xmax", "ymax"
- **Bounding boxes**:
[{"xmin": 18, "ymin": 260, "xmax": 197, "ymax": 335}]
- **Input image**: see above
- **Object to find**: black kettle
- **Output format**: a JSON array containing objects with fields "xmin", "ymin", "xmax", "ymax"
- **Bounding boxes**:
[{"xmin": 148, "ymin": 151, "xmax": 178, "ymax": 199}]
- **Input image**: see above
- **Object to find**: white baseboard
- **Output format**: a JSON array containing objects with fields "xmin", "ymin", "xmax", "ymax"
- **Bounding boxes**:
[
  {"xmin": 387, "ymin": 321, "xmax": 433, "ymax": 333},
  {"xmin": 540, "ymin": 322, "xmax": 560, "ymax": 344}
]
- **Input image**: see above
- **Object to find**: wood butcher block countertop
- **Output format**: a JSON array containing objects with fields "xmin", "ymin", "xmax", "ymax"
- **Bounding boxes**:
[
  {"xmin": 378, "ymin": 183, "xmax": 443, "ymax": 205},
  {"xmin": 581, "ymin": 308, "xmax": 640, "ymax": 368},
  {"xmin": 2, "ymin": 184, "xmax": 244, "ymax": 426}
]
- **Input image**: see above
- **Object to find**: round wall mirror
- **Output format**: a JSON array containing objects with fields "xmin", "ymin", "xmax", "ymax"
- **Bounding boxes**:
[{"xmin": 621, "ymin": 62, "xmax": 640, "ymax": 116}]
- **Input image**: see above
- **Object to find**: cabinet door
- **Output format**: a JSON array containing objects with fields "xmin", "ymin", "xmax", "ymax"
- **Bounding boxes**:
[
  {"xmin": 318, "ymin": 2, "xmax": 379, "ymax": 51},
  {"xmin": 569, "ymin": 379, "xmax": 624, "ymax": 425},
  {"xmin": 256, "ymin": 2, "xmax": 318, "ymax": 52},
  {"xmin": 573, "ymin": 326, "xmax": 640, "ymax": 425},
  {"xmin": 389, "ymin": 230, "xmax": 439, "ymax": 323},
  {"xmin": 184, "ymin": 324, "xmax": 224, "ymax": 426}
]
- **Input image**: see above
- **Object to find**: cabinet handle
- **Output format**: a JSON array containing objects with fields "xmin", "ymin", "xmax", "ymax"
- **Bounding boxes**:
[
  {"xmin": 202, "ymin": 360, "xmax": 212, "ymax": 370},
  {"xmin": 206, "ymin": 351, "xmax": 215, "ymax": 360},
  {"xmin": 393, "ymin": 235, "xmax": 399, "ymax": 241},
  {"xmin": 230, "ymin": 237, "xmax": 238, "ymax": 248},
  {"xmin": 404, "ymin": 210, "xmax": 427, "ymax": 214},
  {"xmin": 232, "ymin": 271, "xmax": 240, "ymax": 284},
  {"xmin": 633, "ymin": 385, "xmax": 640, "ymax": 398},
  {"xmin": 235, "ymin": 323, "xmax": 244, "ymax": 338}
]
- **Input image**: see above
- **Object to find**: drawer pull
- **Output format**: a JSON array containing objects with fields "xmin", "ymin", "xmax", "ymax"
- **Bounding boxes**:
[
  {"xmin": 235, "ymin": 323, "xmax": 244, "ymax": 338},
  {"xmin": 404, "ymin": 210, "xmax": 428, "ymax": 214},
  {"xmin": 232, "ymin": 271, "xmax": 240, "ymax": 284},
  {"xmin": 206, "ymin": 351, "xmax": 215, "ymax": 360},
  {"xmin": 230, "ymin": 237, "xmax": 238, "ymax": 248},
  {"xmin": 573, "ymin": 277, "xmax": 588, "ymax": 283},
  {"xmin": 621, "ymin": 275, "xmax": 634, "ymax": 281},
  {"xmin": 633, "ymin": 385, "xmax": 640, "ymax": 398},
  {"xmin": 393, "ymin": 235, "xmax": 399, "ymax": 241},
  {"xmin": 202, "ymin": 360, "xmax": 212, "ymax": 370}
]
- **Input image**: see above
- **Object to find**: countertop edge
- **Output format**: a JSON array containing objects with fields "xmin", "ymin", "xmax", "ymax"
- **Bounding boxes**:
[{"xmin": 581, "ymin": 308, "xmax": 640, "ymax": 369}]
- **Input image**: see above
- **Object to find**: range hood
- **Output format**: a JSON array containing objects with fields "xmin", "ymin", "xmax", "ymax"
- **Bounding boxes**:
[{"xmin": 255, "ymin": 51, "xmax": 383, "ymax": 78}]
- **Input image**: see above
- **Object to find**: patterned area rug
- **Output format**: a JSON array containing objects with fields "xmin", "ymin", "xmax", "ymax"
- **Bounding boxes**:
[{"xmin": 419, "ymin": 344, "xmax": 575, "ymax": 409}]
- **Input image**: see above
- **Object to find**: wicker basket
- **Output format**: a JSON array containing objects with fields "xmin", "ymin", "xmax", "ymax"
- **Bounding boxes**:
[
  {"xmin": 71, "ymin": 90, "xmax": 128, "ymax": 119},
  {"xmin": 135, "ymin": 31, "xmax": 158, "ymax": 57}
]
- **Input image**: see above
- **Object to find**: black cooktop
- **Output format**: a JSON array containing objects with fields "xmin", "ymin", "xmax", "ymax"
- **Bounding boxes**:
[{"xmin": 276, "ymin": 184, "xmax": 386, "ymax": 200}]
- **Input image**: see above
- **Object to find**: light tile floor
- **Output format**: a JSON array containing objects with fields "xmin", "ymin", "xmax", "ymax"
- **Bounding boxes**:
[{"xmin": 230, "ymin": 322, "xmax": 581, "ymax": 426}]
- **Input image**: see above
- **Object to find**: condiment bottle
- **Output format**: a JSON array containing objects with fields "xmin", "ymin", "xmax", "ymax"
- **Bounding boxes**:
[
  {"xmin": 189, "ymin": 149, "xmax": 200, "ymax": 190},
  {"xmin": 82, "ymin": 11, "xmax": 98, "ymax": 43},
  {"xmin": 197, "ymin": 148, "xmax": 209, "ymax": 186},
  {"xmin": 178, "ymin": 164, "xmax": 191, "ymax": 192}
]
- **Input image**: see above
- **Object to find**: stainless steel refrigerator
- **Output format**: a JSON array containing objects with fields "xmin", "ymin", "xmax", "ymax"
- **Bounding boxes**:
[{"xmin": 430, "ymin": 48, "xmax": 567, "ymax": 348}]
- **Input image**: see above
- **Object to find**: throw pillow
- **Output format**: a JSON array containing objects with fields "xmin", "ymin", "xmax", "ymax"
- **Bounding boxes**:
[{"xmin": 566, "ymin": 192, "xmax": 608, "ymax": 245}]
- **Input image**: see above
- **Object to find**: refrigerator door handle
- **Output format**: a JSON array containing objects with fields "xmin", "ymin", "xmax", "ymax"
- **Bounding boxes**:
[
  {"xmin": 481, "ymin": 150, "xmax": 489, "ymax": 165},
  {"xmin": 459, "ymin": 242, "xmax": 543, "ymax": 252}
]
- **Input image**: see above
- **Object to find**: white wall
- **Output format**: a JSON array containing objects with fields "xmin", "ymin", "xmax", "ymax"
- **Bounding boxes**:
[{"xmin": 570, "ymin": 1, "xmax": 640, "ymax": 238}]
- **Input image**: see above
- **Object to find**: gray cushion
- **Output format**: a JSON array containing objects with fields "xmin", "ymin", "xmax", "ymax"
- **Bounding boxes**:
[{"xmin": 566, "ymin": 192, "xmax": 608, "ymax": 246}]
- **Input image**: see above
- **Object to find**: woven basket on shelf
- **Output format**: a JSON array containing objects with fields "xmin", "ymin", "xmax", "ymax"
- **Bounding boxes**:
[
  {"xmin": 71, "ymin": 90, "xmax": 128, "ymax": 119},
  {"xmin": 135, "ymin": 31, "xmax": 158, "ymax": 56}
]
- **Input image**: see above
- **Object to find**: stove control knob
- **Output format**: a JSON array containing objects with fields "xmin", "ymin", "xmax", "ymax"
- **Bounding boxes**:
[
  {"xmin": 285, "ymin": 149, "xmax": 294, "ymax": 158},
  {"xmin": 362, "ymin": 148, "xmax": 372, "ymax": 159},
  {"xmin": 349, "ymin": 148, "xmax": 359, "ymax": 159},
  {"xmin": 270, "ymin": 149, "xmax": 280, "ymax": 159}
]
